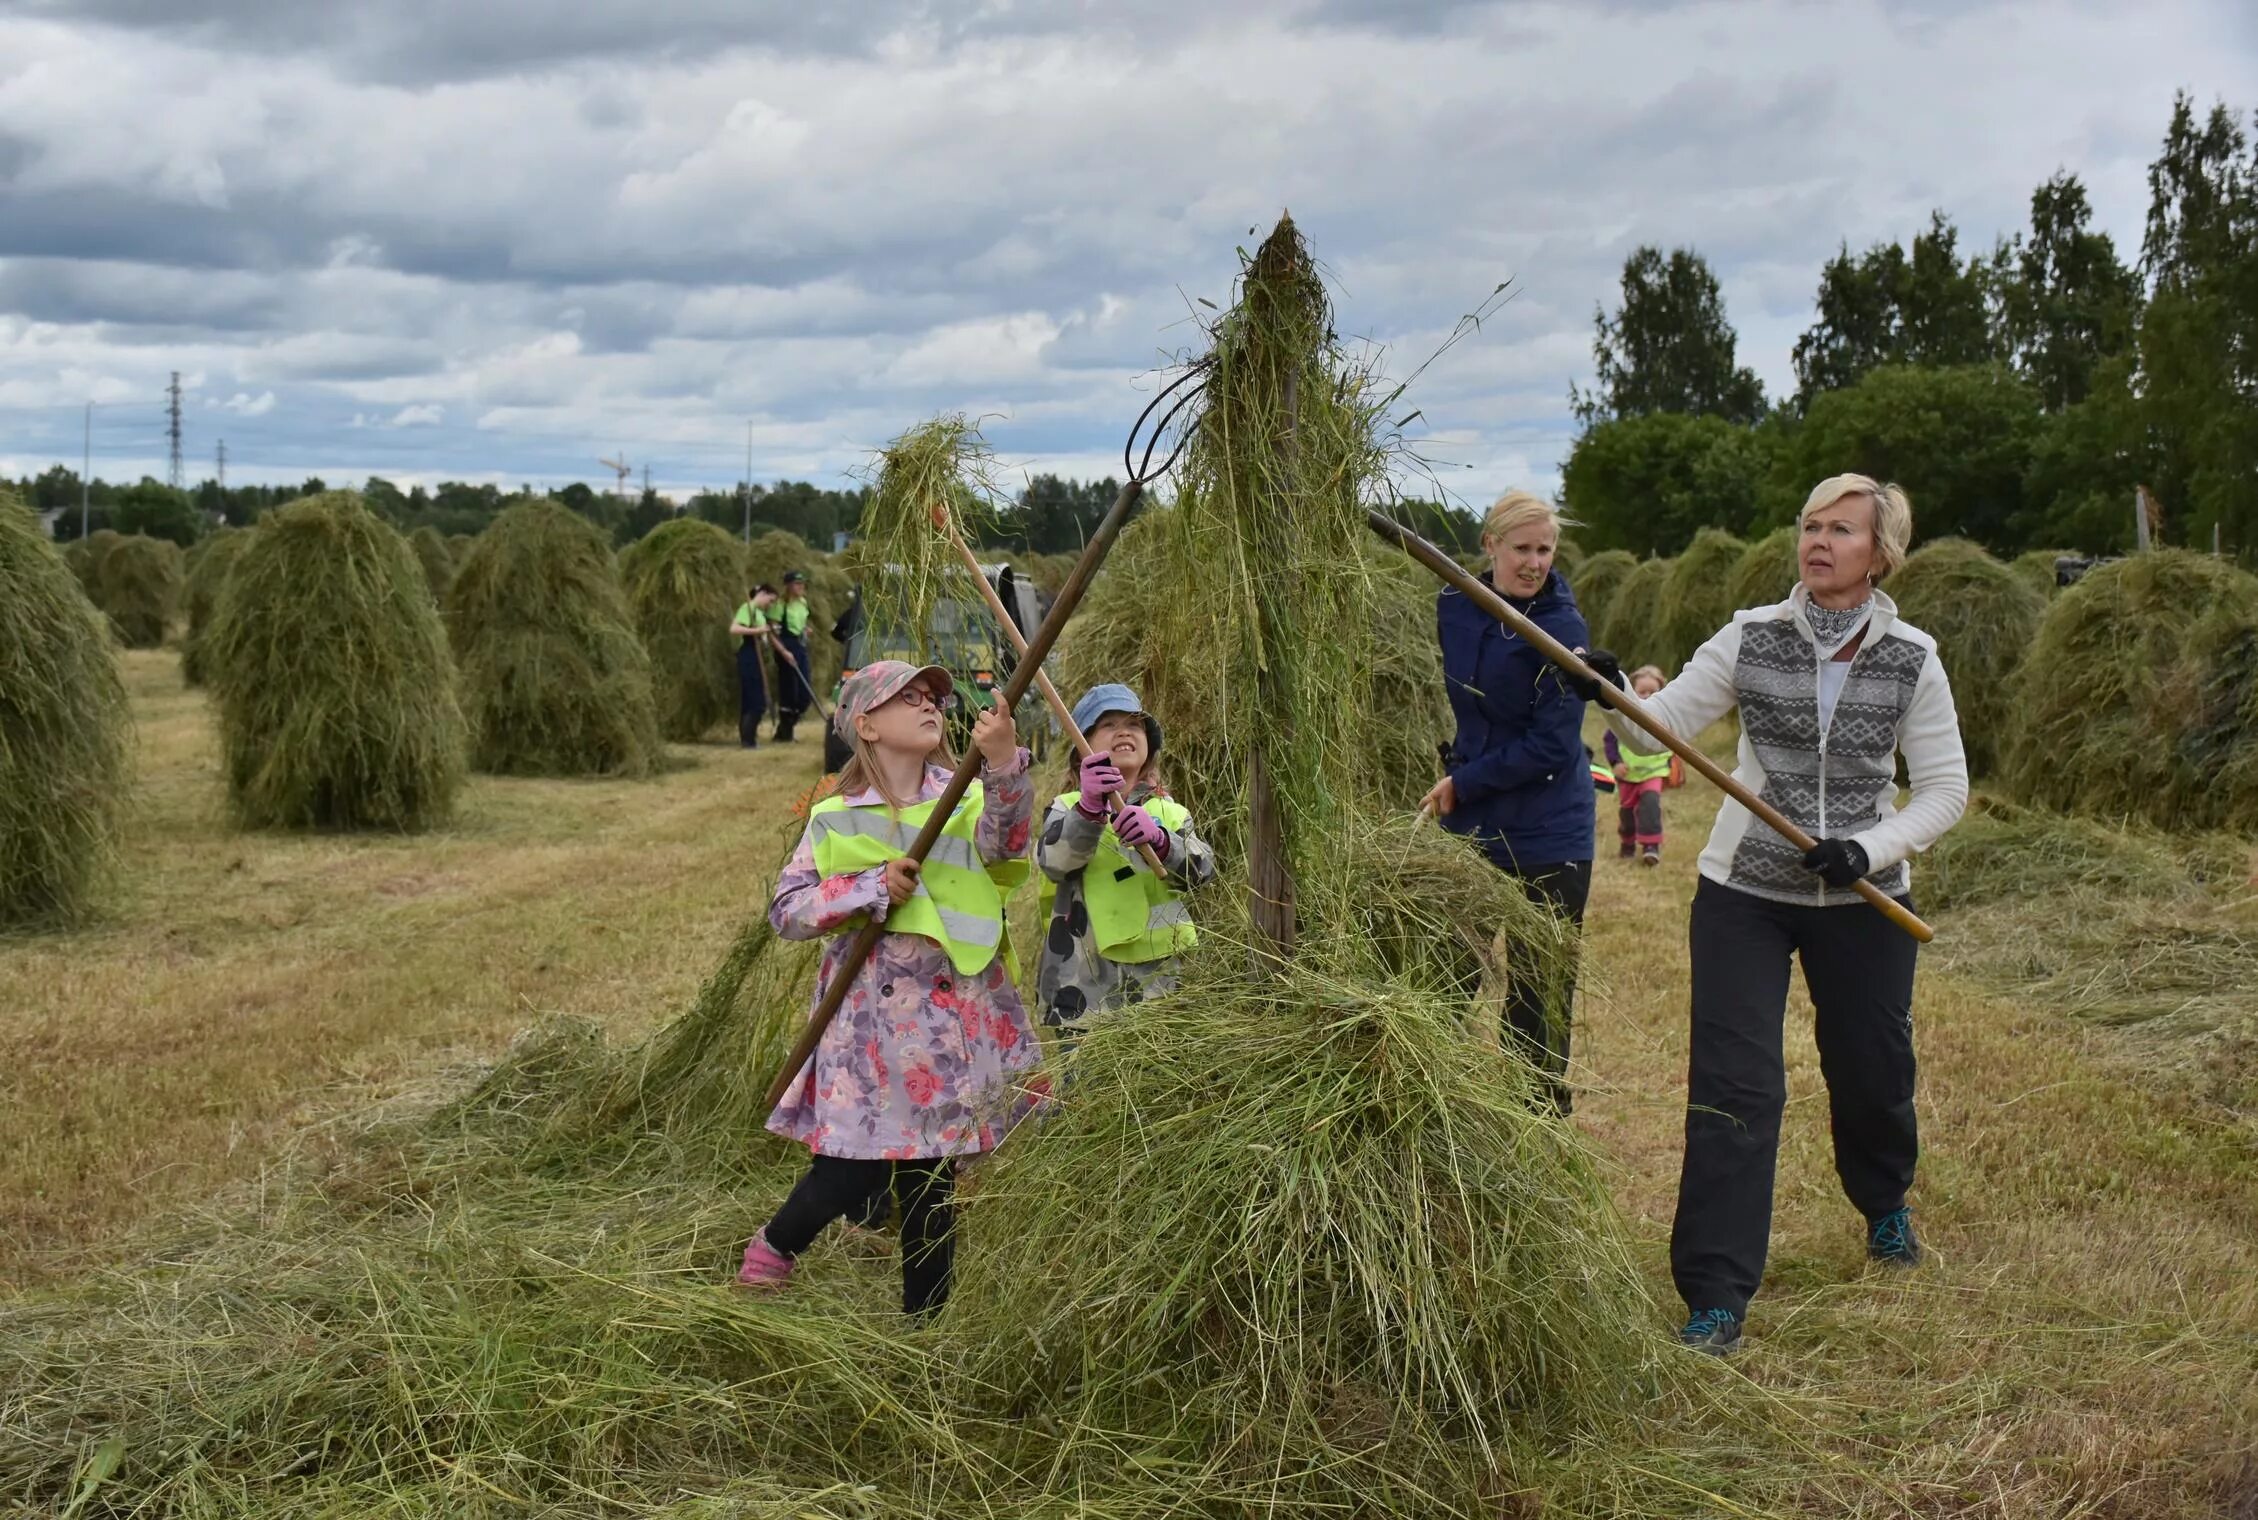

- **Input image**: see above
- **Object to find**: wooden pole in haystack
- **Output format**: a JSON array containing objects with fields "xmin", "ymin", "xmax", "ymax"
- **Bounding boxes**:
[
  {"xmin": 930, "ymin": 508, "xmax": 1167, "ymax": 875},
  {"xmin": 762, "ymin": 378, "xmax": 1202, "ymax": 1111},
  {"xmin": 1366, "ymin": 508, "xmax": 1936, "ymax": 945}
]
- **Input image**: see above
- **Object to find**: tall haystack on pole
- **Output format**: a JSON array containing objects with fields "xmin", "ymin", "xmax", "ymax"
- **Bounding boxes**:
[
  {"xmin": 0, "ymin": 493, "xmax": 132, "ymax": 928},
  {"xmin": 180, "ymin": 527, "xmax": 251, "ymax": 687},
  {"xmin": 2005, "ymin": 549, "xmax": 2258, "ymax": 829},
  {"xmin": 621, "ymin": 517, "xmax": 741, "ymax": 742},
  {"xmin": 1882, "ymin": 538, "xmax": 2045, "ymax": 778},
  {"xmin": 92, "ymin": 533, "xmax": 183, "ymax": 649},
  {"xmin": 450, "ymin": 498, "xmax": 663, "ymax": 778},
  {"xmin": 1655, "ymin": 527, "xmax": 1746, "ymax": 671},
  {"xmin": 408, "ymin": 525, "xmax": 455, "ymax": 609},
  {"xmin": 1594, "ymin": 553, "xmax": 1672, "ymax": 669},
  {"xmin": 206, "ymin": 491, "xmax": 464, "ymax": 831},
  {"xmin": 1726, "ymin": 525, "xmax": 1800, "ymax": 610},
  {"xmin": 2010, "ymin": 548, "xmax": 2068, "ymax": 601},
  {"xmin": 1567, "ymin": 547, "xmax": 1636, "ymax": 633},
  {"xmin": 64, "ymin": 528, "xmax": 124, "ymax": 601}
]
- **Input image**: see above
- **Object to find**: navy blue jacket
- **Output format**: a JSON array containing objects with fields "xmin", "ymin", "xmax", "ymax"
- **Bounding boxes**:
[{"xmin": 1437, "ymin": 568, "xmax": 1594, "ymax": 868}]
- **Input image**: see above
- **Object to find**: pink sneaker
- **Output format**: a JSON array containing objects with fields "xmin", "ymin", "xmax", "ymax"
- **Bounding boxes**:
[{"xmin": 736, "ymin": 1231, "xmax": 795, "ymax": 1289}]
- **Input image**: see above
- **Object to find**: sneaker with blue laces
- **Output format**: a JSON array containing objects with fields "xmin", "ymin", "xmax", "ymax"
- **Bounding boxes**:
[
  {"xmin": 1678, "ymin": 1307, "xmax": 1741, "ymax": 1354},
  {"xmin": 1866, "ymin": 1206, "xmax": 1921, "ymax": 1267}
]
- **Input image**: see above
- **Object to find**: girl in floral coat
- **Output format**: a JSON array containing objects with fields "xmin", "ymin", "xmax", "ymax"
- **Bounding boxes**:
[{"xmin": 738, "ymin": 661, "xmax": 1041, "ymax": 1317}]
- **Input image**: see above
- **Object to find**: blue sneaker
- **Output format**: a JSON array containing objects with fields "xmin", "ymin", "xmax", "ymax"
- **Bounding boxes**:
[
  {"xmin": 1678, "ymin": 1307, "xmax": 1741, "ymax": 1355},
  {"xmin": 1867, "ymin": 1206, "xmax": 1921, "ymax": 1268}
]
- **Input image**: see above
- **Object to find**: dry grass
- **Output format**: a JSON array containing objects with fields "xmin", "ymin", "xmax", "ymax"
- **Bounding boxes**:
[{"xmin": 2, "ymin": 669, "xmax": 2254, "ymax": 1516}]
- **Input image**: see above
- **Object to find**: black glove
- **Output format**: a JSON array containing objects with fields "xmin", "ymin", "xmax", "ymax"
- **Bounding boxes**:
[
  {"xmin": 1801, "ymin": 838, "xmax": 1870, "ymax": 888},
  {"xmin": 1568, "ymin": 648, "xmax": 1625, "ymax": 703}
]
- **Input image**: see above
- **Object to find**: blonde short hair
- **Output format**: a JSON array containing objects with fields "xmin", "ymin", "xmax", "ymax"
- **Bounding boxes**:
[
  {"xmin": 1798, "ymin": 474, "xmax": 1913, "ymax": 582},
  {"xmin": 1481, "ymin": 489, "xmax": 1563, "ymax": 546}
]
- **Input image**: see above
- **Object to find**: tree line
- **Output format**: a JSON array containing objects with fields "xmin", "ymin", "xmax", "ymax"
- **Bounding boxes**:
[{"xmin": 1562, "ymin": 92, "xmax": 2257, "ymax": 564}]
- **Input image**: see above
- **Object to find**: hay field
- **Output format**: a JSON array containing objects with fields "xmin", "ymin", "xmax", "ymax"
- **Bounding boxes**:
[{"xmin": 3, "ymin": 655, "xmax": 2255, "ymax": 1514}]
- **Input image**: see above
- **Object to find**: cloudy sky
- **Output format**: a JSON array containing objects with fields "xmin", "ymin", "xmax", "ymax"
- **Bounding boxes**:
[{"xmin": 0, "ymin": 1, "xmax": 2251, "ymax": 506}]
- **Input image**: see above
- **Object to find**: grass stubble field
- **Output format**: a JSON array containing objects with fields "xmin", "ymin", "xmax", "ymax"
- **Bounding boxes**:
[{"xmin": 4, "ymin": 649, "xmax": 2256, "ymax": 1516}]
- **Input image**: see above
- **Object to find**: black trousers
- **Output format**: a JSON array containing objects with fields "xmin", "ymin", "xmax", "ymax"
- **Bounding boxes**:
[
  {"xmin": 1672, "ymin": 876, "xmax": 1920, "ymax": 1319},
  {"xmin": 1497, "ymin": 858, "xmax": 1591, "ymax": 1116},
  {"xmin": 764, "ymin": 1155, "xmax": 956, "ymax": 1317},
  {"xmin": 736, "ymin": 642, "xmax": 767, "ymax": 747},
  {"xmin": 772, "ymin": 633, "xmax": 812, "ymax": 720}
]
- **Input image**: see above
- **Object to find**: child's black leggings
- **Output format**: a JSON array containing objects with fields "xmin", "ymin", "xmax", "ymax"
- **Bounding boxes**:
[{"xmin": 764, "ymin": 1154, "xmax": 956, "ymax": 1317}]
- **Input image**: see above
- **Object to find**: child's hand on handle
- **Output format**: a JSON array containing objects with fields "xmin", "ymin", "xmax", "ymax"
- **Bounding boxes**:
[
  {"xmin": 1418, "ymin": 774, "xmax": 1456, "ymax": 818},
  {"xmin": 1077, "ymin": 751, "xmax": 1125, "ymax": 813},
  {"xmin": 972, "ymin": 704, "xmax": 1018, "ymax": 769},
  {"xmin": 1113, "ymin": 803, "xmax": 1167, "ymax": 857},
  {"xmin": 883, "ymin": 857, "xmax": 922, "ymax": 906}
]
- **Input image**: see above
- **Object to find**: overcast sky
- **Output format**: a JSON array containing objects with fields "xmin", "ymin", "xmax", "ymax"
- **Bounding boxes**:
[{"xmin": 0, "ymin": 1, "xmax": 2251, "ymax": 506}]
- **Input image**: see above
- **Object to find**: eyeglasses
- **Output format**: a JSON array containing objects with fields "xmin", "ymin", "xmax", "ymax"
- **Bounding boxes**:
[{"xmin": 883, "ymin": 685, "xmax": 942, "ymax": 713}]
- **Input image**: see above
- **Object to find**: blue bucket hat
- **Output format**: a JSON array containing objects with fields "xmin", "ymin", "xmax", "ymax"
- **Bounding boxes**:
[{"xmin": 1070, "ymin": 682, "xmax": 1162, "ymax": 755}]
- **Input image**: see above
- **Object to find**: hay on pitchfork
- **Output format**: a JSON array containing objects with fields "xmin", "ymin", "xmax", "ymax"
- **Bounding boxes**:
[
  {"xmin": 205, "ymin": 491, "xmax": 463, "ymax": 831},
  {"xmin": 1882, "ymin": 538, "xmax": 2045, "ymax": 777},
  {"xmin": 450, "ymin": 498, "xmax": 663, "ymax": 778},
  {"xmin": 0, "ymin": 492, "xmax": 131, "ymax": 929},
  {"xmin": 1655, "ymin": 527, "xmax": 1746, "ymax": 672},
  {"xmin": 180, "ymin": 526, "xmax": 251, "ymax": 686},
  {"xmin": 1726, "ymin": 525, "xmax": 1800, "ymax": 611},
  {"xmin": 621, "ymin": 517, "xmax": 745, "ymax": 743}
]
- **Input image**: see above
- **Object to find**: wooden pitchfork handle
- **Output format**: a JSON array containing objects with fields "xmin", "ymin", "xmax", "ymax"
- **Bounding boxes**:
[
  {"xmin": 1365, "ymin": 509, "xmax": 1935, "ymax": 945},
  {"xmin": 930, "ymin": 509, "xmax": 1168, "ymax": 876}
]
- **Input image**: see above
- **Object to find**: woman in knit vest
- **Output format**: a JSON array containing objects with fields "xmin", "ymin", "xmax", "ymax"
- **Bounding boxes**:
[{"xmin": 1577, "ymin": 475, "xmax": 1968, "ymax": 1356}]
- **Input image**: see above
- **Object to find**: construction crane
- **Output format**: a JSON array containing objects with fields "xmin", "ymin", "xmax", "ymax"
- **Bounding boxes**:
[{"xmin": 599, "ymin": 453, "xmax": 631, "ymax": 501}]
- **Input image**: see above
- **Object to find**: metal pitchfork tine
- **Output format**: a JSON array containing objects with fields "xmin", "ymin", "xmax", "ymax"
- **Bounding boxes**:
[{"xmin": 760, "ymin": 368, "xmax": 1208, "ymax": 1113}]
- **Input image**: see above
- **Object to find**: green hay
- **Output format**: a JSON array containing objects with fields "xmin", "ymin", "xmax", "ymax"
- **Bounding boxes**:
[
  {"xmin": 206, "ymin": 492, "xmax": 464, "ymax": 832},
  {"xmin": 1881, "ymin": 539, "xmax": 2044, "ymax": 778},
  {"xmin": 620, "ymin": 518, "xmax": 743, "ymax": 743},
  {"xmin": 2003, "ymin": 550, "xmax": 2258, "ymax": 830},
  {"xmin": 179, "ymin": 526, "xmax": 251, "ymax": 686},
  {"xmin": 2010, "ymin": 549, "xmax": 2068, "ymax": 601},
  {"xmin": 408, "ymin": 524, "xmax": 455, "ymax": 608},
  {"xmin": 92, "ymin": 532, "xmax": 183, "ymax": 649},
  {"xmin": 1554, "ymin": 534, "xmax": 1587, "ymax": 573},
  {"xmin": 64, "ymin": 528, "xmax": 124, "ymax": 600},
  {"xmin": 1567, "ymin": 547, "xmax": 1636, "ymax": 634},
  {"xmin": 1655, "ymin": 528, "xmax": 1746, "ymax": 672},
  {"xmin": 446, "ymin": 530, "xmax": 478, "ymax": 566},
  {"xmin": 450, "ymin": 499, "xmax": 664, "ymax": 779},
  {"xmin": 1727, "ymin": 526, "xmax": 1800, "ymax": 611},
  {"xmin": 0, "ymin": 494, "xmax": 131, "ymax": 929},
  {"xmin": 847, "ymin": 419, "xmax": 998, "ymax": 662},
  {"xmin": 1594, "ymin": 554, "xmax": 1672, "ymax": 668}
]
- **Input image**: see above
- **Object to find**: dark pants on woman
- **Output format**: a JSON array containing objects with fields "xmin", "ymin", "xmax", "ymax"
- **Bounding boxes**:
[
  {"xmin": 736, "ymin": 641, "xmax": 767, "ymax": 748},
  {"xmin": 772, "ymin": 631, "xmax": 812, "ymax": 738},
  {"xmin": 1672, "ymin": 876, "xmax": 1920, "ymax": 1320},
  {"xmin": 764, "ymin": 1154, "xmax": 956, "ymax": 1317},
  {"xmin": 1498, "ymin": 858, "xmax": 1591, "ymax": 1116}
]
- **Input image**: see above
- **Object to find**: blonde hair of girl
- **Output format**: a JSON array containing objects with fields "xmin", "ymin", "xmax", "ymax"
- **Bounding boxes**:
[
  {"xmin": 1481, "ymin": 489, "xmax": 1564, "ymax": 549},
  {"xmin": 1628, "ymin": 664, "xmax": 1666, "ymax": 690},
  {"xmin": 836, "ymin": 727, "xmax": 958, "ymax": 814}
]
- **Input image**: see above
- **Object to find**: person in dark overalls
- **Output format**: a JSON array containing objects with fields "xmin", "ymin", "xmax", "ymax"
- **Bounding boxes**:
[
  {"xmin": 730, "ymin": 584, "xmax": 779, "ymax": 749},
  {"xmin": 772, "ymin": 570, "xmax": 816, "ymax": 743}
]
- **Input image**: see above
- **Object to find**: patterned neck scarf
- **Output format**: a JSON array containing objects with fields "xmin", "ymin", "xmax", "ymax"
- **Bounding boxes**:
[{"xmin": 1804, "ymin": 592, "xmax": 1874, "ymax": 656}]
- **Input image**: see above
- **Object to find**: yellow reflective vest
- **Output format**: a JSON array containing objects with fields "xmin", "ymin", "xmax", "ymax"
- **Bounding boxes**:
[
  {"xmin": 1038, "ymin": 792, "xmax": 1198, "ymax": 965},
  {"xmin": 1619, "ymin": 746, "xmax": 1673, "ymax": 784},
  {"xmin": 808, "ymin": 785, "xmax": 1029, "ymax": 976}
]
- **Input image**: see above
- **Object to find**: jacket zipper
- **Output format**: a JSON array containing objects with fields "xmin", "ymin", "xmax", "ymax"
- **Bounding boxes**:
[{"xmin": 1814, "ymin": 637, "xmax": 1829, "ymax": 905}]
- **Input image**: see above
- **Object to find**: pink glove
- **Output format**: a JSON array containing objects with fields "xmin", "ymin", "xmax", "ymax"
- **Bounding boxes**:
[
  {"xmin": 1113, "ymin": 804, "xmax": 1167, "ymax": 856},
  {"xmin": 1077, "ymin": 751, "xmax": 1125, "ymax": 813}
]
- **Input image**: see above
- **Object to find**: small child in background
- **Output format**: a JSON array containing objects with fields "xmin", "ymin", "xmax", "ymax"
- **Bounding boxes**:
[
  {"xmin": 1603, "ymin": 665, "xmax": 1671, "ymax": 866},
  {"xmin": 739, "ymin": 660, "xmax": 1040, "ymax": 1319},
  {"xmin": 1035, "ymin": 684, "xmax": 1215, "ymax": 1044}
]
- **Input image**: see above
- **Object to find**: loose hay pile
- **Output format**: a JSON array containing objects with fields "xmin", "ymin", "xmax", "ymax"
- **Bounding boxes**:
[
  {"xmin": 1883, "ymin": 538, "xmax": 2045, "ymax": 778},
  {"xmin": 0, "ymin": 493, "xmax": 131, "ymax": 929},
  {"xmin": 93, "ymin": 532, "xmax": 183, "ymax": 648},
  {"xmin": 206, "ymin": 491, "xmax": 464, "ymax": 831},
  {"xmin": 1595, "ymin": 554, "xmax": 1672, "ymax": 668},
  {"xmin": 179, "ymin": 527, "xmax": 251, "ymax": 686},
  {"xmin": 2010, "ymin": 549, "xmax": 2069, "ymax": 600},
  {"xmin": 2004, "ymin": 550, "xmax": 2258, "ymax": 830},
  {"xmin": 1568, "ymin": 547, "xmax": 1637, "ymax": 633},
  {"xmin": 65, "ymin": 527, "xmax": 124, "ymax": 600},
  {"xmin": 1656, "ymin": 527, "xmax": 1746, "ymax": 671},
  {"xmin": 1727, "ymin": 525, "xmax": 1800, "ymax": 610},
  {"xmin": 450, "ymin": 499, "xmax": 664, "ymax": 778},
  {"xmin": 621, "ymin": 517, "xmax": 744, "ymax": 742},
  {"xmin": 409, "ymin": 524, "xmax": 455, "ymax": 607}
]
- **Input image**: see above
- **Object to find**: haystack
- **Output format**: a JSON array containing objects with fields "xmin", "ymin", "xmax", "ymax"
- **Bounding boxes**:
[
  {"xmin": 204, "ymin": 492, "xmax": 462, "ymax": 831},
  {"xmin": 93, "ymin": 532, "xmax": 183, "ymax": 648},
  {"xmin": 409, "ymin": 524, "xmax": 455, "ymax": 607},
  {"xmin": 744, "ymin": 528, "xmax": 853, "ymax": 693},
  {"xmin": 0, "ymin": 495, "xmax": 132, "ymax": 928},
  {"xmin": 1594, "ymin": 554, "xmax": 1672, "ymax": 667},
  {"xmin": 64, "ymin": 528, "xmax": 123, "ymax": 599},
  {"xmin": 1727, "ymin": 525, "xmax": 1800, "ymax": 610},
  {"xmin": 1655, "ymin": 527, "xmax": 1746, "ymax": 671},
  {"xmin": 621, "ymin": 517, "xmax": 742, "ymax": 742},
  {"xmin": 2005, "ymin": 550, "xmax": 2258, "ymax": 829},
  {"xmin": 1569, "ymin": 547, "xmax": 1637, "ymax": 633},
  {"xmin": 450, "ymin": 499, "xmax": 663, "ymax": 778},
  {"xmin": 1882, "ymin": 538, "xmax": 2044, "ymax": 777},
  {"xmin": 180, "ymin": 527, "xmax": 251, "ymax": 686},
  {"xmin": 2010, "ymin": 549, "xmax": 2068, "ymax": 601}
]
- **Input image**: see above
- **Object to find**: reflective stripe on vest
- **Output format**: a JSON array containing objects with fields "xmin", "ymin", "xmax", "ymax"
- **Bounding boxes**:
[
  {"xmin": 1038, "ymin": 792, "xmax": 1199, "ymax": 965},
  {"xmin": 809, "ymin": 783, "xmax": 1016, "ymax": 975}
]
